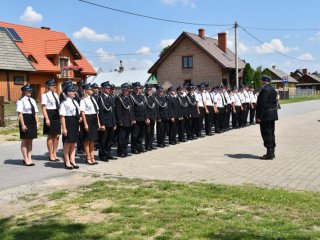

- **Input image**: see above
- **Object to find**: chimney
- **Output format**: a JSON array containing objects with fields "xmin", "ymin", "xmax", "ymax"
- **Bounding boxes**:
[
  {"xmin": 218, "ymin": 32, "xmax": 227, "ymax": 53},
  {"xmin": 272, "ymin": 65, "xmax": 276, "ymax": 69},
  {"xmin": 198, "ymin": 28, "xmax": 205, "ymax": 39},
  {"xmin": 41, "ymin": 26, "xmax": 51, "ymax": 30},
  {"xmin": 302, "ymin": 68, "xmax": 307, "ymax": 75},
  {"xmin": 119, "ymin": 60, "xmax": 124, "ymax": 73}
]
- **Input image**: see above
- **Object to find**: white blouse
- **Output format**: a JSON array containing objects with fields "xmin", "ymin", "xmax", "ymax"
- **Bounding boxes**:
[
  {"xmin": 16, "ymin": 96, "xmax": 39, "ymax": 114},
  {"xmin": 80, "ymin": 96, "xmax": 99, "ymax": 114},
  {"xmin": 59, "ymin": 98, "xmax": 80, "ymax": 117},
  {"xmin": 41, "ymin": 91, "xmax": 60, "ymax": 110}
]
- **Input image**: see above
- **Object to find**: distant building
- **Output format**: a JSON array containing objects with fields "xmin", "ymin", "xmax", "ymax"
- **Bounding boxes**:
[
  {"xmin": 292, "ymin": 69, "xmax": 320, "ymax": 90},
  {"xmin": 0, "ymin": 21, "xmax": 96, "ymax": 101},
  {"xmin": 148, "ymin": 29, "xmax": 246, "ymax": 88},
  {"xmin": 0, "ymin": 31, "xmax": 35, "ymax": 102},
  {"xmin": 262, "ymin": 66, "xmax": 297, "ymax": 89}
]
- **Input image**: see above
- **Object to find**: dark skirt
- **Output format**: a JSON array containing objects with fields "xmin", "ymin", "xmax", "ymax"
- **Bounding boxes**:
[
  {"xmin": 63, "ymin": 116, "xmax": 79, "ymax": 143},
  {"xmin": 83, "ymin": 114, "xmax": 98, "ymax": 141},
  {"xmin": 19, "ymin": 114, "xmax": 37, "ymax": 139},
  {"xmin": 43, "ymin": 109, "xmax": 61, "ymax": 135}
]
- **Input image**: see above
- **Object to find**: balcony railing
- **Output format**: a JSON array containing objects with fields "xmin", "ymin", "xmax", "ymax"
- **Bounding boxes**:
[{"xmin": 58, "ymin": 69, "xmax": 74, "ymax": 79}]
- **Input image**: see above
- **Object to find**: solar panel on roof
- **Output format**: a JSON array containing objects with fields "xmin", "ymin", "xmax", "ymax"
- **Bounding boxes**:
[
  {"xmin": 6, "ymin": 28, "xmax": 22, "ymax": 42},
  {"xmin": 0, "ymin": 26, "xmax": 6, "ymax": 32}
]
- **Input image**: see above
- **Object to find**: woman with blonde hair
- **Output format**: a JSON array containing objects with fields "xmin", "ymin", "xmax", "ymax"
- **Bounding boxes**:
[
  {"xmin": 17, "ymin": 84, "xmax": 39, "ymax": 166},
  {"xmin": 80, "ymin": 84, "xmax": 100, "ymax": 165}
]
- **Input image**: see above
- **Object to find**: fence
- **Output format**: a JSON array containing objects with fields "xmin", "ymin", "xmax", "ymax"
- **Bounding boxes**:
[
  {"xmin": 288, "ymin": 88, "xmax": 320, "ymax": 98},
  {"xmin": 0, "ymin": 96, "xmax": 4, "ymax": 127}
]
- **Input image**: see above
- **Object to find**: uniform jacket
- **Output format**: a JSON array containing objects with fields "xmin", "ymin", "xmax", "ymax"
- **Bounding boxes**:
[
  {"xmin": 177, "ymin": 94, "xmax": 189, "ymax": 118},
  {"xmin": 256, "ymin": 84, "xmax": 278, "ymax": 122},
  {"xmin": 144, "ymin": 94, "xmax": 158, "ymax": 121},
  {"xmin": 115, "ymin": 94, "xmax": 135, "ymax": 127},
  {"xmin": 97, "ymin": 93, "xmax": 116, "ymax": 127},
  {"xmin": 154, "ymin": 94, "xmax": 169, "ymax": 120},
  {"xmin": 187, "ymin": 94, "xmax": 199, "ymax": 118},
  {"xmin": 166, "ymin": 94, "xmax": 181, "ymax": 119},
  {"xmin": 130, "ymin": 92, "xmax": 147, "ymax": 122}
]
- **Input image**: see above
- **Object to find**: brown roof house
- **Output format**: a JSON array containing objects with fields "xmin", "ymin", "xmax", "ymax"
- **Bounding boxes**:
[
  {"xmin": 148, "ymin": 29, "xmax": 246, "ymax": 88},
  {"xmin": 292, "ymin": 69, "xmax": 320, "ymax": 90},
  {"xmin": 0, "ymin": 30, "xmax": 35, "ymax": 102},
  {"xmin": 262, "ymin": 65, "xmax": 298, "ymax": 89}
]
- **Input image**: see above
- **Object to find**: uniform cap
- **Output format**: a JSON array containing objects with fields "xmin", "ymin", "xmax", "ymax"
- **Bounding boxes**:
[
  {"xmin": 101, "ymin": 81, "xmax": 111, "ymax": 88},
  {"xmin": 84, "ymin": 84, "xmax": 92, "ymax": 90},
  {"xmin": 45, "ymin": 79, "xmax": 56, "ymax": 86},
  {"xmin": 91, "ymin": 83, "xmax": 99, "ymax": 88},
  {"xmin": 21, "ymin": 84, "xmax": 33, "ymax": 91},
  {"xmin": 121, "ymin": 83, "xmax": 130, "ymax": 90},
  {"xmin": 63, "ymin": 85, "xmax": 76, "ymax": 93},
  {"xmin": 261, "ymin": 75, "xmax": 271, "ymax": 82},
  {"xmin": 132, "ymin": 82, "xmax": 142, "ymax": 88}
]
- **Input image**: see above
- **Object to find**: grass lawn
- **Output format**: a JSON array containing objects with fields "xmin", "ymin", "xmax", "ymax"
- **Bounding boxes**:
[
  {"xmin": 280, "ymin": 95, "xmax": 320, "ymax": 105},
  {"xmin": 1, "ymin": 178, "xmax": 320, "ymax": 240}
]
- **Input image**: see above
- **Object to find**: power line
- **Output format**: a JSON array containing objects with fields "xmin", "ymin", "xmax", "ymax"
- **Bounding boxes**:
[
  {"xmin": 239, "ymin": 25, "xmax": 319, "ymax": 62},
  {"xmin": 78, "ymin": 0, "xmax": 233, "ymax": 27},
  {"xmin": 81, "ymin": 49, "xmax": 161, "ymax": 57},
  {"xmin": 241, "ymin": 26, "xmax": 320, "ymax": 31}
]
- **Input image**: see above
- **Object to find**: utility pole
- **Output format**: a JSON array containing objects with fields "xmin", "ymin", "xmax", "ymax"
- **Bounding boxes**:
[{"xmin": 234, "ymin": 21, "xmax": 239, "ymax": 88}]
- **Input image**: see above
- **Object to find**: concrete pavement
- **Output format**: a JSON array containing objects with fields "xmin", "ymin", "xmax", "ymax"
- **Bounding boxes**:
[{"xmin": 0, "ymin": 100, "xmax": 319, "ymax": 192}]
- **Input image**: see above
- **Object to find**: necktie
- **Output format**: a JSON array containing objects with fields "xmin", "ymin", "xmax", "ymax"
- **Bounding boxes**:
[
  {"xmin": 52, "ymin": 92, "xmax": 59, "ymax": 110},
  {"xmin": 28, "ymin": 98, "xmax": 35, "ymax": 116},
  {"xmin": 90, "ymin": 96, "xmax": 98, "ymax": 113},
  {"xmin": 201, "ymin": 93, "xmax": 205, "ymax": 107},
  {"xmin": 72, "ymin": 100, "xmax": 79, "ymax": 120}
]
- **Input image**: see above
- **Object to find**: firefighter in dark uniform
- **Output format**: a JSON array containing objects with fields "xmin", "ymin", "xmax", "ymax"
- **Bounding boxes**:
[
  {"xmin": 256, "ymin": 75, "xmax": 278, "ymax": 160},
  {"xmin": 223, "ymin": 84, "xmax": 232, "ymax": 131},
  {"xmin": 109, "ymin": 84, "xmax": 118, "ymax": 147},
  {"xmin": 91, "ymin": 83, "xmax": 100, "ymax": 101},
  {"xmin": 177, "ymin": 85, "xmax": 188, "ymax": 142},
  {"xmin": 154, "ymin": 85, "xmax": 169, "ymax": 148},
  {"xmin": 186, "ymin": 83, "xmax": 199, "ymax": 140},
  {"xmin": 59, "ymin": 79, "xmax": 73, "ymax": 103},
  {"xmin": 115, "ymin": 83, "xmax": 135, "ymax": 157},
  {"xmin": 130, "ymin": 82, "xmax": 147, "ymax": 154},
  {"xmin": 75, "ymin": 80, "xmax": 85, "ymax": 154},
  {"xmin": 166, "ymin": 86, "xmax": 181, "ymax": 145},
  {"xmin": 97, "ymin": 81, "xmax": 117, "ymax": 161},
  {"xmin": 144, "ymin": 84, "xmax": 158, "ymax": 151}
]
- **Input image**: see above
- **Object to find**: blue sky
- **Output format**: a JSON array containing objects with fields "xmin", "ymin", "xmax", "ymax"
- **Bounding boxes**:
[{"xmin": 1, "ymin": 0, "xmax": 320, "ymax": 73}]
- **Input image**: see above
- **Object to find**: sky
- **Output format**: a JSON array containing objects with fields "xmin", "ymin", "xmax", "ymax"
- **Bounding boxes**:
[{"xmin": 1, "ymin": 0, "xmax": 320, "ymax": 74}]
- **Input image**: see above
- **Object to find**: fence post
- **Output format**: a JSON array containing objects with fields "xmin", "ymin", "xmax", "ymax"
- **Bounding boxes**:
[{"xmin": 0, "ymin": 96, "xmax": 4, "ymax": 127}]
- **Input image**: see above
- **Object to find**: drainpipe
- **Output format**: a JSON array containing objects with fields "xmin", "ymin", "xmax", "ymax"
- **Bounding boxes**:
[{"xmin": 6, "ymin": 71, "xmax": 11, "ymax": 102}]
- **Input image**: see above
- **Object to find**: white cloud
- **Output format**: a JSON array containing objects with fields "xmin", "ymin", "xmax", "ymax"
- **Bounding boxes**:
[
  {"xmin": 159, "ymin": 39, "xmax": 175, "ymax": 48},
  {"xmin": 225, "ymin": 31, "xmax": 250, "ymax": 55},
  {"xmin": 95, "ymin": 48, "xmax": 116, "ymax": 62},
  {"xmin": 160, "ymin": 0, "xmax": 196, "ymax": 8},
  {"xmin": 309, "ymin": 32, "xmax": 320, "ymax": 41},
  {"xmin": 255, "ymin": 39, "xmax": 298, "ymax": 54},
  {"xmin": 297, "ymin": 52, "xmax": 314, "ymax": 60},
  {"xmin": 136, "ymin": 46, "xmax": 151, "ymax": 55},
  {"xmin": 20, "ymin": 6, "xmax": 43, "ymax": 24},
  {"xmin": 73, "ymin": 27, "xmax": 125, "ymax": 42}
]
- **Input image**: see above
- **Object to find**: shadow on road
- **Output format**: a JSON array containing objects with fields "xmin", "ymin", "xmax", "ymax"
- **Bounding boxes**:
[
  {"xmin": 3, "ymin": 159, "xmax": 24, "ymax": 166},
  {"xmin": 225, "ymin": 153, "xmax": 261, "ymax": 160}
]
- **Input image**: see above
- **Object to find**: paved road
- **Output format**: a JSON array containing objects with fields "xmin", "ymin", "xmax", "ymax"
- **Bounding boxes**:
[{"xmin": 0, "ymin": 100, "xmax": 319, "ymax": 192}]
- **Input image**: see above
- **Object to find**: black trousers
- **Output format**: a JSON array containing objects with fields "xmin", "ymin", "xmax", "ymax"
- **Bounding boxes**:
[
  {"xmin": 224, "ymin": 104, "xmax": 232, "ymax": 129},
  {"xmin": 77, "ymin": 126, "xmax": 84, "ymax": 151},
  {"xmin": 145, "ymin": 121, "xmax": 155, "ymax": 149},
  {"xmin": 157, "ymin": 120, "xmax": 168, "ymax": 146},
  {"xmin": 198, "ymin": 107, "xmax": 206, "ymax": 135},
  {"xmin": 168, "ymin": 119, "xmax": 178, "ymax": 143},
  {"xmin": 131, "ymin": 121, "xmax": 145, "ymax": 152},
  {"xmin": 186, "ymin": 117, "xmax": 198, "ymax": 139},
  {"xmin": 178, "ymin": 118, "xmax": 187, "ymax": 141},
  {"xmin": 117, "ymin": 126, "xmax": 131, "ymax": 155},
  {"xmin": 232, "ymin": 106, "xmax": 241, "ymax": 129},
  {"xmin": 250, "ymin": 103, "xmax": 256, "ymax": 124},
  {"xmin": 241, "ymin": 103, "xmax": 249, "ymax": 126},
  {"xmin": 214, "ymin": 108, "xmax": 224, "ymax": 133},
  {"xmin": 260, "ymin": 121, "xmax": 276, "ymax": 148},
  {"xmin": 205, "ymin": 106, "xmax": 213, "ymax": 134},
  {"xmin": 98, "ymin": 127, "xmax": 114, "ymax": 159}
]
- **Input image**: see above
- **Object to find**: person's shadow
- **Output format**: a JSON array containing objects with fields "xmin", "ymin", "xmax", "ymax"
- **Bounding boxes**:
[{"xmin": 225, "ymin": 153, "xmax": 261, "ymax": 160}]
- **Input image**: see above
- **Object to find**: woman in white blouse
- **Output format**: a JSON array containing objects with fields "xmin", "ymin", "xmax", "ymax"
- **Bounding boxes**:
[
  {"xmin": 80, "ymin": 84, "xmax": 100, "ymax": 164},
  {"xmin": 59, "ymin": 85, "xmax": 81, "ymax": 169},
  {"xmin": 41, "ymin": 79, "xmax": 61, "ymax": 162},
  {"xmin": 16, "ymin": 84, "xmax": 39, "ymax": 166}
]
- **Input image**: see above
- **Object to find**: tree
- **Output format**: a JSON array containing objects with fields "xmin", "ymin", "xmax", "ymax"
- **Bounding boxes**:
[
  {"xmin": 242, "ymin": 63, "xmax": 255, "ymax": 86},
  {"xmin": 253, "ymin": 66, "xmax": 262, "ymax": 90},
  {"xmin": 159, "ymin": 45, "xmax": 171, "ymax": 58}
]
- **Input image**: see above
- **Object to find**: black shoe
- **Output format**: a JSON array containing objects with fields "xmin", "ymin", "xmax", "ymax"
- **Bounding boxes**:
[
  {"xmin": 86, "ymin": 159, "xmax": 95, "ymax": 165},
  {"xmin": 132, "ymin": 150, "xmax": 140, "ymax": 154},
  {"xmin": 23, "ymin": 160, "xmax": 35, "ymax": 166},
  {"xmin": 146, "ymin": 147, "xmax": 151, "ymax": 151},
  {"xmin": 139, "ymin": 149, "xmax": 147, "ymax": 153},
  {"xmin": 260, "ymin": 154, "xmax": 274, "ymax": 160},
  {"xmin": 107, "ymin": 156, "xmax": 117, "ymax": 160},
  {"xmin": 99, "ymin": 156, "xmax": 109, "ymax": 162},
  {"xmin": 70, "ymin": 163, "xmax": 80, "ymax": 169},
  {"xmin": 118, "ymin": 153, "xmax": 126, "ymax": 158},
  {"xmin": 64, "ymin": 163, "xmax": 73, "ymax": 169},
  {"xmin": 48, "ymin": 158, "xmax": 59, "ymax": 162},
  {"xmin": 77, "ymin": 150, "xmax": 84, "ymax": 155}
]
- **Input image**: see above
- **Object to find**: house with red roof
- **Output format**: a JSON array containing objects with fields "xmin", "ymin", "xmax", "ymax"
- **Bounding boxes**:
[{"xmin": 0, "ymin": 21, "xmax": 96, "ymax": 101}]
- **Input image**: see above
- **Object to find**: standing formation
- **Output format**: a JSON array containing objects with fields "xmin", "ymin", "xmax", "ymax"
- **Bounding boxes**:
[{"xmin": 17, "ymin": 78, "xmax": 265, "ymax": 168}]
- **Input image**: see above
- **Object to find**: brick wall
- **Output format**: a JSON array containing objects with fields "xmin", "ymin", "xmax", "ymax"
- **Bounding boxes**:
[{"xmin": 156, "ymin": 37, "xmax": 224, "ymax": 88}]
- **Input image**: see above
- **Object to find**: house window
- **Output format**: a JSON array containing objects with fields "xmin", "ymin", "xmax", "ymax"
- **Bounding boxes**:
[
  {"xmin": 182, "ymin": 56, "xmax": 193, "ymax": 68},
  {"xmin": 13, "ymin": 76, "xmax": 24, "ymax": 85},
  {"xmin": 184, "ymin": 79, "xmax": 191, "ymax": 85},
  {"xmin": 59, "ymin": 57, "xmax": 70, "ymax": 78}
]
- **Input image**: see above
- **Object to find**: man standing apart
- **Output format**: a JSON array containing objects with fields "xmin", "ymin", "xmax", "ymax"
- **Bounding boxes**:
[{"xmin": 256, "ymin": 76, "xmax": 278, "ymax": 160}]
